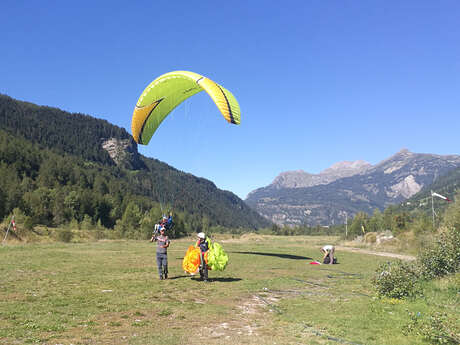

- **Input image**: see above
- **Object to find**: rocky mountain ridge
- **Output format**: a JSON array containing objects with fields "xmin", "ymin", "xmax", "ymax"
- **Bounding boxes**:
[
  {"xmin": 245, "ymin": 149, "xmax": 460, "ymax": 226},
  {"xmin": 261, "ymin": 160, "xmax": 372, "ymax": 191}
]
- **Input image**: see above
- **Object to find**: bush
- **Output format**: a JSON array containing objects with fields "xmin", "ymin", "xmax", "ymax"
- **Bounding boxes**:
[
  {"xmin": 23, "ymin": 216, "xmax": 35, "ymax": 231},
  {"xmin": 57, "ymin": 229, "xmax": 73, "ymax": 243},
  {"xmin": 372, "ymin": 260, "xmax": 421, "ymax": 299},
  {"xmin": 418, "ymin": 227, "xmax": 460, "ymax": 280},
  {"xmin": 91, "ymin": 229, "xmax": 106, "ymax": 240}
]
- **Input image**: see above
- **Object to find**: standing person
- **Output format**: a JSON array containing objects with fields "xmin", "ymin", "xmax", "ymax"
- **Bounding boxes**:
[
  {"xmin": 196, "ymin": 232, "xmax": 210, "ymax": 282},
  {"xmin": 151, "ymin": 228, "xmax": 170, "ymax": 280},
  {"xmin": 321, "ymin": 244, "xmax": 335, "ymax": 265}
]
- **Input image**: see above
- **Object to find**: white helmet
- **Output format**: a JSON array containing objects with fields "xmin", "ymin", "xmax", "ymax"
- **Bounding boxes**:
[{"xmin": 197, "ymin": 232, "xmax": 205, "ymax": 239}]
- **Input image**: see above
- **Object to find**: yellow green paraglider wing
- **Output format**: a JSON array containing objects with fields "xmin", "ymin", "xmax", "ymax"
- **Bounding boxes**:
[
  {"xmin": 207, "ymin": 242, "xmax": 229, "ymax": 271},
  {"xmin": 131, "ymin": 71, "xmax": 241, "ymax": 145}
]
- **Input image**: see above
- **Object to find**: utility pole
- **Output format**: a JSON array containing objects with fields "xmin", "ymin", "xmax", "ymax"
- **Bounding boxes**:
[
  {"xmin": 345, "ymin": 213, "xmax": 348, "ymax": 238},
  {"xmin": 431, "ymin": 190, "xmax": 436, "ymax": 230}
]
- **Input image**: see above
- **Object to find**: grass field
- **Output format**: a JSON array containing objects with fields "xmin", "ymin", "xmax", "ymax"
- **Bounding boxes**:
[{"xmin": 0, "ymin": 234, "xmax": 458, "ymax": 344}]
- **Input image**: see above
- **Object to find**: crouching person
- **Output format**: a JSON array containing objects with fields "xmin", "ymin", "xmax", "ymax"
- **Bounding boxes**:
[{"xmin": 321, "ymin": 244, "xmax": 336, "ymax": 265}]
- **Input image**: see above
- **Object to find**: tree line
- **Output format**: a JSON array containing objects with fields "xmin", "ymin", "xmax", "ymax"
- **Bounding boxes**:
[{"xmin": 2, "ymin": 94, "xmax": 457, "ymax": 240}]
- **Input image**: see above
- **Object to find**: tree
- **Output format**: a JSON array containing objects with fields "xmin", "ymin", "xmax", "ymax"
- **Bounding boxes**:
[
  {"xmin": 115, "ymin": 201, "xmax": 143, "ymax": 238},
  {"xmin": 349, "ymin": 212, "xmax": 369, "ymax": 238},
  {"xmin": 441, "ymin": 190, "xmax": 460, "ymax": 230},
  {"xmin": 0, "ymin": 186, "xmax": 6, "ymax": 220},
  {"xmin": 367, "ymin": 208, "xmax": 384, "ymax": 233},
  {"xmin": 64, "ymin": 191, "xmax": 80, "ymax": 222},
  {"xmin": 23, "ymin": 187, "xmax": 54, "ymax": 226}
]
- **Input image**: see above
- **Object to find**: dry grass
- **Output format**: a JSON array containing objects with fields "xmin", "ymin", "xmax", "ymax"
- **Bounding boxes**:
[{"xmin": 0, "ymin": 235, "xmax": 455, "ymax": 344}]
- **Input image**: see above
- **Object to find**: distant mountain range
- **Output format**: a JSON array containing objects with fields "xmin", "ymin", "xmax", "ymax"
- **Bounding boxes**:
[{"xmin": 245, "ymin": 149, "xmax": 460, "ymax": 226}]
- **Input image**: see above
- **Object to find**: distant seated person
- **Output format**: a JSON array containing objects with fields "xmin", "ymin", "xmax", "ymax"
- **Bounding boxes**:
[
  {"xmin": 154, "ymin": 216, "xmax": 166, "ymax": 233},
  {"xmin": 321, "ymin": 245, "xmax": 336, "ymax": 265},
  {"xmin": 164, "ymin": 212, "xmax": 173, "ymax": 230},
  {"xmin": 154, "ymin": 212, "xmax": 173, "ymax": 233}
]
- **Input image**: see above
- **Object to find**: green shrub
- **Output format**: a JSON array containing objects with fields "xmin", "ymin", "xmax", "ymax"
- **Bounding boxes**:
[
  {"xmin": 372, "ymin": 260, "xmax": 421, "ymax": 299},
  {"xmin": 418, "ymin": 227, "xmax": 460, "ymax": 280},
  {"xmin": 23, "ymin": 216, "xmax": 35, "ymax": 231},
  {"xmin": 92, "ymin": 229, "xmax": 106, "ymax": 240},
  {"xmin": 57, "ymin": 229, "xmax": 73, "ymax": 243}
]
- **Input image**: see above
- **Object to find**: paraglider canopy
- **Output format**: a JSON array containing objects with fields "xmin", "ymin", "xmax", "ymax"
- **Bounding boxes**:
[{"xmin": 131, "ymin": 71, "xmax": 241, "ymax": 145}]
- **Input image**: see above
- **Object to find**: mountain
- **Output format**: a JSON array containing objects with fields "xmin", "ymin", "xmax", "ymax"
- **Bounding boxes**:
[
  {"xmin": 396, "ymin": 165, "xmax": 460, "ymax": 215},
  {"xmin": 0, "ymin": 94, "xmax": 271, "ymax": 230},
  {"xmin": 262, "ymin": 160, "xmax": 372, "ymax": 190},
  {"xmin": 245, "ymin": 149, "xmax": 460, "ymax": 226}
]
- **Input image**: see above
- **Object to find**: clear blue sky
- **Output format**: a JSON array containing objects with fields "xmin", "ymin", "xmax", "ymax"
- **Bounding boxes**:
[{"xmin": 2, "ymin": 1, "xmax": 459, "ymax": 199}]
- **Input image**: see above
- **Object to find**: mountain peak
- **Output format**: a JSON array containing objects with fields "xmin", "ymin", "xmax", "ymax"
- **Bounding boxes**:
[
  {"xmin": 321, "ymin": 160, "xmax": 372, "ymax": 175},
  {"xmin": 396, "ymin": 148, "xmax": 412, "ymax": 156},
  {"xmin": 270, "ymin": 160, "xmax": 371, "ymax": 189}
]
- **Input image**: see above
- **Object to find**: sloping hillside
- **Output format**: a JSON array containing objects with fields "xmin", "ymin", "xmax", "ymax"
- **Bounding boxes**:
[
  {"xmin": 0, "ymin": 94, "xmax": 271, "ymax": 231},
  {"xmin": 396, "ymin": 166, "xmax": 460, "ymax": 215}
]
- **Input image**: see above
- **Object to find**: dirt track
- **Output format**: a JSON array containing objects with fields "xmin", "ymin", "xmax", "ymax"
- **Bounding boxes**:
[{"xmin": 337, "ymin": 246, "xmax": 416, "ymax": 261}]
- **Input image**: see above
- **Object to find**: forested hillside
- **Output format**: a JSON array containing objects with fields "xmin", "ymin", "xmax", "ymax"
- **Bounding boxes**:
[
  {"xmin": 0, "ymin": 95, "xmax": 130, "ymax": 165},
  {"xmin": 0, "ymin": 94, "xmax": 271, "ymax": 236}
]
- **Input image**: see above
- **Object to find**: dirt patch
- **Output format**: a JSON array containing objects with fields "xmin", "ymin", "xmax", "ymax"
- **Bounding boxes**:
[
  {"xmin": 337, "ymin": 246, "xmax": 416, "ymax": 261},
  {"xmin": 188, "ymin": 294, "xmax": 270, "ymax": 344},
  {"xmin": 190, "ymin": 284, "xmax": 320, "ymax": 345}
]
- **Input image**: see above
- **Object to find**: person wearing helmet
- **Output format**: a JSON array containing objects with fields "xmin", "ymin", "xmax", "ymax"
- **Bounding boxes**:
[
  {"xmin": 151, "ymin": 227, "xmax": 170, "ymax": 279},
  {"xmin": 196, "ymin": 232, "xmax": 210, "ymax": 282}
]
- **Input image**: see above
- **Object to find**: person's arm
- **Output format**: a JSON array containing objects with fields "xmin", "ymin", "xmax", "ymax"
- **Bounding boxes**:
[
  {"xmin": 161, "ymin": 237, "xmax": 170, "ymax": 248},
  {"xmin": 320, "ymin": 248, "xmax": 327, "ymax": 260}
]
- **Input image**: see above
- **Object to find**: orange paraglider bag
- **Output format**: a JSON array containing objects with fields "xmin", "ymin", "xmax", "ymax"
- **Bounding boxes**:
[{"xmin": 182, "ymin": 246, "xmax": 202, "ymax": 274}]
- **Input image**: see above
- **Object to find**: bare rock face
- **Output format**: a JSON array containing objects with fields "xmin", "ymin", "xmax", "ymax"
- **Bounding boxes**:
[
  {"xmin": 102, "ymin": 138, "xmax": 144, "ymax": 170},
  {"xmin": 271, "ymin": 160, "xmax": 372, "ymax": 189},
  {"xmin": 388, "ymin": 175, "xmax": 422, "ymax": 199},
  {"xmin": 271, "ymin": 170, "xmax": 318, "ymax": 189}
]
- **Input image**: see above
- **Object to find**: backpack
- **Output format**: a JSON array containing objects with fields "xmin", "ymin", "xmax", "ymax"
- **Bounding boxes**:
[{"xmin": 323, "ymin": 256, "xmax": 338, "ymax": 264}]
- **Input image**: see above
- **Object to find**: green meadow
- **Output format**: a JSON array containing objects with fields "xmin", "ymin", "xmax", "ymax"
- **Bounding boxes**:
[{"xmin": 0, "ymin": 235, "xmax": 458, "ymax": 345}]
